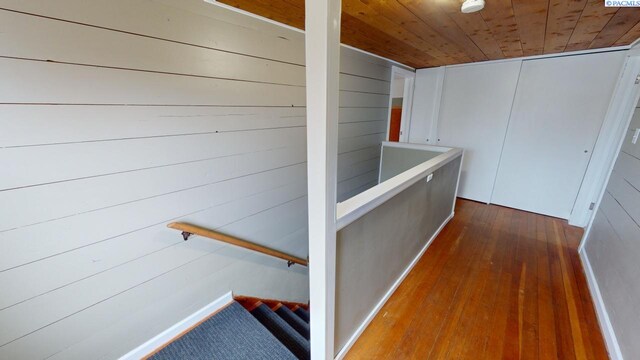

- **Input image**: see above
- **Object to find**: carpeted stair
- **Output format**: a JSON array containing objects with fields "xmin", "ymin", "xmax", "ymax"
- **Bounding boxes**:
[{"xmin": 149, "ymin": 298, "xmax": 310, "ymax": 360}]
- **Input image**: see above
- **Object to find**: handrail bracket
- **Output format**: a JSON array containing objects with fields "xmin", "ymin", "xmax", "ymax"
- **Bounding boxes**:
[{"xmin": 167, "ymin": 222, "xmax": 308, "ymax": 267}]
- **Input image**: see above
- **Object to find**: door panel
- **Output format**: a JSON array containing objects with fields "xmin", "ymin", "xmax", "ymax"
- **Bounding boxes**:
[
  {"xmin": 437, "ymin": 61, "xmax": 522, "ymax": 202},
  {"xmin": 389, "ymin": 107, "xmax": 402, "ymax": 142},
  {"xmin": 491, "ymin": 51, "xmax": 626, "ymax": 218}
]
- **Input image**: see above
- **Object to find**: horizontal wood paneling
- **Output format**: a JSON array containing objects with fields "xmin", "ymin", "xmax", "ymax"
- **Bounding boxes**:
[
  {"xmin": 0, "ymin": 106, "xmax": 306, "ymax": 147},
  {"xmin": 0, "ymin": 0, "xmax": 395, "ymax": 357},
  {"xmin": 0, "ymin": 10, "xmax": 306, "ymax": 86},
  {"xmin": 0, "ymin": 155, "xmax": 306, "ymax": 270},
  {"xmin": 0, "ymin": 0, "xmax": 306, "ymax": 65},
  {"xmin": 585, "ymin": 101, "xmax": 640, "ymax": 360},
  {"xmin": 0, "ymin": 58, "xmax": 305, "ymax": 106},
  {"xmin": 1, "ymin": 127, "xmax": 306, "ymax": 191},
  {"xmin": 0, "ymin": 233, "xmax": 309, "ymax": 360}
]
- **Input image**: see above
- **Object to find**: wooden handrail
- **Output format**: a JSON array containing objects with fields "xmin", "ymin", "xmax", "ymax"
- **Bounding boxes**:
[{"xmin": 167, "ymin": 222, "xmax": 308, "ymax": 267}]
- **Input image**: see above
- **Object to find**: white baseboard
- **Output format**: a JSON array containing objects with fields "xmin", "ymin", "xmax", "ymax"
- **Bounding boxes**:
[
  {"xmin": 334, "ymin": 212, "xmax": 454, "ymax": 360},
  {"xmin": 579, "ymin": 250, "xmax": 623, "ymax": 360},
  {"xmin": 120, "ymin": 291, "xmax": 234, "ymax": 360}
]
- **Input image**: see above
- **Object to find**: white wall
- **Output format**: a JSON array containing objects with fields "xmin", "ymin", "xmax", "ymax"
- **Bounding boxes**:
[
  {"xmin": 390, "ymin": 76, "xmax": 405, "ymax": 98},
  {"xmin": 583, "ymin": 102, "xmax": 640, "ymax": 359},
  {"xmin": 408, "ymin": 51, "xmax": 626, "ymax": 218},
  {"xmin": 0, "ymin": 1, "xmax": 396, "ymax": 358},
  {"xmin": 337, "ymin": 52, "xmax": 394, "ymax": 201},
  {"xmin": 408, "ymin": 67, "xmax": 443, "ymax": 144}
]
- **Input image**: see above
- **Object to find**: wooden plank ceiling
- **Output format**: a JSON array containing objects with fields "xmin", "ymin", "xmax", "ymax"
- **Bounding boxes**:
[{"xmin": 217, "ymin": 0, "xmax": 640, "ymax": 68}]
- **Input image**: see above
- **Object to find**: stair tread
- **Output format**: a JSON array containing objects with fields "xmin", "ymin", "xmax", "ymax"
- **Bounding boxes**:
[
  {"xmin": 294, "ymin": 307, "xmax": 310, "ymax": 324},
  {"xmin": 250, "ymin": 304, "xmax": 310, "ymax": 360},
  {"xmin": 149, "ymin": 302, "xmax": 297, "ymax": 360},
  {"xmin": 275, "ymin": 304, "xmax": 310, "ymax": 340}
]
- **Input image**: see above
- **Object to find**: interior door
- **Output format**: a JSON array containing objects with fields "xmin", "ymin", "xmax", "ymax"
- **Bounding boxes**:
[
  {"xmin": 389, "ymin": 106, "xmax": 402, "ymax": 142},
  {"xmin": 437, "ymin": 60, "xmax": 522, "ymax": 203},
  {"xmin": 491, "ymin": 51, "xmax": 626, "ymax": 219}
]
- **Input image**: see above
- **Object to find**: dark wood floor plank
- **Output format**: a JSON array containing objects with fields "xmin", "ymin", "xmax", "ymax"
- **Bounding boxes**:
[
  {"xmin": 445, "ymin": 206, "xmax": 512, "ymax": 359},
  {"xmin": 343, "ymin": 199, "xmax": 608, "ymax": 360},
  {"xmin": 499, "ymin": 209, "xmax": 527, "ymax": 359},
  {"xmin": 546, "ymin": 217, "xmax": 578, "ymax": 360},
  {"xmin": 536, "ymin": 213, "xmax": 559, "ymax": 360},
  {"xmin": 521, "ymin": 212, "xmax": 540, "ymax": 360},
  {"xmin": 425, "ymin": 206, "xmax": 501, "ymax": 359}
]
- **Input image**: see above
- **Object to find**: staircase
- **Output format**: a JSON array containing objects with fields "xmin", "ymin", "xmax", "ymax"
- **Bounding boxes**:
[{"xmin": 148, "ymin": 296, "xmax": 310, "ymax": 360}]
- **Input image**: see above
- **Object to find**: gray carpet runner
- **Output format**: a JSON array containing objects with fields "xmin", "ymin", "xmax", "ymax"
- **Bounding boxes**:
[
  {"xmin": 275, "ymin": 305, "xmax": 310, "ymax": 340},
  {"xmin": 150, "ymin": 301, "xmax": 310, "ymax": 359},
  {"xmin": 293, "ymin": 307, "xmax": 310, "ymax": 323}
]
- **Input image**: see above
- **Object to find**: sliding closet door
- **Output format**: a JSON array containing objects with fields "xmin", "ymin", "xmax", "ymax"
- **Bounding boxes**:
[
  {"xmin": 491, "ymin": 51, "xmax": 626, "ymax": 219},
  {"xmin": 437, "ymin": 61, "xmax": 521, "ymax": 203}
]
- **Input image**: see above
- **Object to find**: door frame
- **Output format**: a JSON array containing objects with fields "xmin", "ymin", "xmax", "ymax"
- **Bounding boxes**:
[
  {"xmin": 386, "ymin": 66, "xmax": 415, "ymax": 143},
  {"xmin": 571, "ymin": 45, "xmax": 640, "ymax": 228},
  {"xmin": 578, "ymin": 44, "xmax": 640, "ymax": 242}
]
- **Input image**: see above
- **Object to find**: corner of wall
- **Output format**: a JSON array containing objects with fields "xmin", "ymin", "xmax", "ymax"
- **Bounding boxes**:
[{"xmin": 578, "ymin": 249, "xmax": 624, "ymax": 360}]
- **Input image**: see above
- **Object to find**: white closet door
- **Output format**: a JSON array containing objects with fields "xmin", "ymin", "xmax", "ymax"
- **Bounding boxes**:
[
  {"xmin": 408, "ymin": 67, "xmax": 444, "ymax": 145},
  {"xmin": 437, "ymin": 60, "xmax": 522, "ymax": 203},
  {"xmin": 491, "ymin": 51, "xmax": 626, "ymax": 219}
]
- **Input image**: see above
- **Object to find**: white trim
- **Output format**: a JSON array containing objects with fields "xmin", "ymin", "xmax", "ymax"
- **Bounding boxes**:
[
  {"xmin": 391, "ymin": 66, "xmax": 417, "ymax": 78},
  {"xmin": 579, "ymin": 250, "xmax": 624, "ymax": 360},
  {"xmin": 445, "ymin": 46, "xmax": 630, "ymax": 69},
  {"xmin": 572, "ymin": 53, "xmax": 640, "ymax": 230},
  {"xmin": 453, "ymin": 151, "xmax": 464, "ymax": 211},
  {"xmin": 386, "ymin": 67, "xmax": 417, "ymax": 142},
  {"xmin": 119, "ymin": 291, "xmax": 234, "ymax": 360},
  {"xmin": 380, "ymin": 140, "xmax": 452, "ymax": 152},
  {"xmin": 340, "ymin": 44, "xmax": 414, "ymax": 71},
  {"xmin": 400, "ymin": 76, "xmax": 415, "ymax": 142},
  {"xmin": 334, "ymin": 212, "xmax": 454, "ymax": 360},
  {"xmin": 305, "ymin": 0, "xmax": 341, "ymax": 358},
  {"xmin": 377, "ymin": 143, "xmax": 384, "ymax": 184},
  {"xmin": 337, "ymin": 145, "xmax": 462, "ymax": 230},
  {"xmin": 428, "ymin": 67, "xmax": 446, "ymax": 145},
  {"xmin": 204, "ymin": 0, "xmax": 414, "ymax": 71}
]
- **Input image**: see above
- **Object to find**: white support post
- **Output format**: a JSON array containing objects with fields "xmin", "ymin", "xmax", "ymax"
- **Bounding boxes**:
[{"xmin": 305, "ymin": 0, "xmax": 341, "ymax": 359}]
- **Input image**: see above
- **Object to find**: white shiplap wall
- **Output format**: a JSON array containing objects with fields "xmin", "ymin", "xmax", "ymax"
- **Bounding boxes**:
[
  {"xmin": 584, "ymin": 102, "xmax": 640, "ymax": 359},
  {"xmin": 0, "ymin": 1, "xmax": 395, "ymax": 358}
]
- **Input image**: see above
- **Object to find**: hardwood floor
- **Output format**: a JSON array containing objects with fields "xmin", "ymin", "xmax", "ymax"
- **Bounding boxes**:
[{"xmin": 344, "ymin": 199, "xmax": 608, "ymax": 360}]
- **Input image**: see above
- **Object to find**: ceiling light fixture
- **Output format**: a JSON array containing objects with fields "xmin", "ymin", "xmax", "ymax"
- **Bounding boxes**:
[{"xmin": 461, "ymin": 0, "xmax": 485, "ymax": 13}]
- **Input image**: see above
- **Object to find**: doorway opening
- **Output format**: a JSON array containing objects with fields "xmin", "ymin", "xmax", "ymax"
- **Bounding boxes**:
[{"xmin": 386, "ymin": 67, "xmax": 415, "ymax": 143}]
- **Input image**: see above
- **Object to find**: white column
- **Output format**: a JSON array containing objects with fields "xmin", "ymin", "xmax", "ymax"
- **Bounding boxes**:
[{"xmin": 305, "ymin": 0, "xmax": 341, "ymax": 358}]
